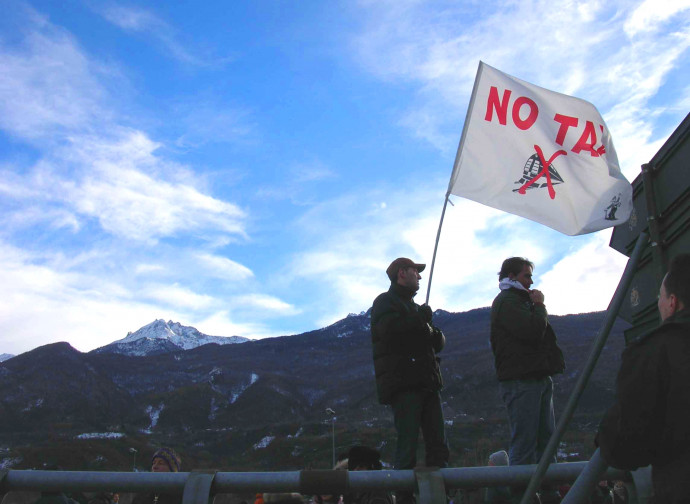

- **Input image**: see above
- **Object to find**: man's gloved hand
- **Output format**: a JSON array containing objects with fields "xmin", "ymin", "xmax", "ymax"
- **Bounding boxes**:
[{"xmin": 418, "ymin": 304, "xmax": 433, "ymax": 323}]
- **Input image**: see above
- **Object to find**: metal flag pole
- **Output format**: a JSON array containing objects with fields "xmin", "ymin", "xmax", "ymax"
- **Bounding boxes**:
[
  {"xmin": 518, "ymin": 231, "xmax": 649, "ymax": 504},
  {"xmin": 425, "ymin": 62, "xmax": 483, "ymax": 306},
  {"xmin": 425, "ymin": 194, "xmax": 451, "ymax": 305}
]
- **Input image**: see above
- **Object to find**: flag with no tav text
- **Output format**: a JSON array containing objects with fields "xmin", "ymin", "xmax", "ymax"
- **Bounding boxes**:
[{"xmin": 448, "ymin": 61, "xmax": 632, "ymax": 235}]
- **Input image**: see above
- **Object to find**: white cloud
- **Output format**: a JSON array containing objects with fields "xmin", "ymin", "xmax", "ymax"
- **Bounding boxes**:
[
  {"xmin": 230, "ymin": 294, "xmax": 299, "ymax": 315},
  {"xmin": 172, "ymin": 97, "xmax": 257, "ymax": 149},
  {"xmin": 290, "ymin": 160, "xmax": 336, "ymax": 183},
  {"xmin": 135, "ymin": 263, "xmax": 166, "ymax": 275},
  {"xmin": 68, "ymin": 132, "xmax": 248, "ymax": 242},
  {"xmin": 142, "ymin": 284, "xmax": 217, "ymax": 310},
  {"xmin": 95, "ymin": 4, "xmax": 207, "ymax": 66},
  {"xmin": 625, "ymin": 0, "xmax": 690, "ymax": 36},
  {"xmin": 0, "ymin": 9, "xmax": 249, "ymax": 244},
  {"xmin": 0, "ymin": 6, "xmax": 111, "ymax": 141},
  {"xmin": 196, "ymin": 253, "xmax": 254, "ymax": 280},
  {"xmin": 0, "ymin": 241, "xmax": 288, "ymax": 353},
  {"xmin": 350, "ymin": 0, "xmax": 690, "ymax": 173},
  {"xmin": 539, "ymin": 232, "xmax": 629, "ymax": 314},
  {"xmin": 0, "ymin": 242, "xmax": 162, "ymax": 353},
  {"xmin": 191, "ymin": 311, "xmax": 280, "ymax": 340},
  {"xmin": 1, "ymin": 130, "xmax": 249, "ymax": 243}
]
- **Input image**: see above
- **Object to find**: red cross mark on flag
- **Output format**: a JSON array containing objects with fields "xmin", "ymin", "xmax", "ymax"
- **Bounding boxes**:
[{"xmin": 517, "ymin": 144, "xmax": 568, "ymax": 199}]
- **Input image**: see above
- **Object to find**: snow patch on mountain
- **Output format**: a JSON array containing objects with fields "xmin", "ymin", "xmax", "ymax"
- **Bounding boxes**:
[
  {"xmin": 143, "ymin": 403, "xmax": 164, "ymax": 432},
  {"xmin": 76, "ymin": 432, "xmax": 124, "ymax": 439},
  {"xmin": 230, "ymin": 373, "xmax": 259, "ymax": 404},
  {"xmin": 208, "ymin": 397, "xmax": 220, "ymax": 421},
  {"xmin": 288, "ymin": 427, "xmax": 303, "ymax": 438},
  {"xmin": 22, "ymin": 398, "xmax": 43, "ymax": 411},
  {"xmin": 0, "ymin": 354, "xmax": 14, "ymax": 363},
  {"xmin": 0, "ymin": 457, "xmax": 22, "ymax": 469},
  {"xmin": 253, "ymin": 436, "xmax": 275, "ymax": 449}
]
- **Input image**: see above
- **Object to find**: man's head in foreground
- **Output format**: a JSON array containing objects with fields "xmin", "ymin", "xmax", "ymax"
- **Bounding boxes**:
[{"xmin": 658, "ymin": 253, "xmax": 689, "ymax": 322}]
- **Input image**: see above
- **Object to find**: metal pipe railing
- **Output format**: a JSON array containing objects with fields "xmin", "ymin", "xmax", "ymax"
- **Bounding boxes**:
[{"xmin": 1, "ymin": 463, "xmax": 630, "ymax": 500}]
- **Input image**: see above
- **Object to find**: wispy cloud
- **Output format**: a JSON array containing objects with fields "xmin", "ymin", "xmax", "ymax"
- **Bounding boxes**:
[
  {"xmin": 230, "ymin": 294, "xmax": 300, "ymax": 316},
  {"xmin": 0, "ymin": 242, "xmax": 159, "ymax": 353},
  {"xmin": 625, "ymin": 0, "xmax": 690, "ymax": 36},
  {"xmin": 196, "ymin": 253, "xmax": 254, "ymax": 280},
  {"xmin": 350, "ymin": 0, "xmax": 690, "ymax": 172},
  {"xmin": 172, "ymin": 99, "xmax": 257, "ymax": 149},
  {"xmin": 0, "ymin": 240, "xmax": 290, "ymax": 353},
  {"xmin": 0, "ymin": 6, "xmax": 249, "ymax": 244},
  {"xmin": 142, "ymin": 283, "xmax": 217, "ymax": 310},
  {"xmin": 539, "ymin": 232, "xmax": 629, "ymax": 314},
  {"xmin": 0, "ymin": 5, "xmax": 113, "ymax": 142},
  {"xmin": 256, "ymin": 158, "xmax": 337, "ymax": 205},
  {"xmin": 94, "ymin": 3, "xmax": 218, "ymax": 66},
  {"xmin": 1, "ymin": 130, "xmax": 249, "ymax": 243}
]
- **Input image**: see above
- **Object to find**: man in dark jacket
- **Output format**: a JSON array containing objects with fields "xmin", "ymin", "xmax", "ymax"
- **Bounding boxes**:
[
  {"xmin": 597, "ymin": 253, "xmax": 690, "ymax": 502},
  {"xmin": 490, "ymin": 257, "xmax": 565, "ymax": 469},
  {"xmin": 371, "ymin": 257, "xmax": 449, "ymax": 480}
]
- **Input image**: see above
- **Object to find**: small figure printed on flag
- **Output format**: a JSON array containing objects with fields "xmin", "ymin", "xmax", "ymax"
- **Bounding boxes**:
[{"xmin": 605, "ymin": 193, "xmax": 622, "ymax": 221}]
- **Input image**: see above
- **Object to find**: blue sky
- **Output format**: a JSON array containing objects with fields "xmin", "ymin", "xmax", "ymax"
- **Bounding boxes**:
[{"xmin": 1, "ymin": 0, "xmax": 688, "ymax": 354}]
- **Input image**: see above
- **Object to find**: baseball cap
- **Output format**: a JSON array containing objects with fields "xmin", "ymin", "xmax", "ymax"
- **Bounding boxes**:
[{"xmin": 386, "ymin": 257, "xmax": 426, "ymax": 282}]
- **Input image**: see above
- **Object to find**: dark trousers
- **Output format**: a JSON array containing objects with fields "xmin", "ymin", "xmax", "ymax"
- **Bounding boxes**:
[{"xmin": 391, "ymin": 388, "xmax": 449, "ymax": 470}]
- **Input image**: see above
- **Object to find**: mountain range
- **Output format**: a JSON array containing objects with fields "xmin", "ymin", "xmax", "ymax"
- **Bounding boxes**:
[{"xmin": 0, "ymin": 308, "xmax": 628, "ymax": 472}]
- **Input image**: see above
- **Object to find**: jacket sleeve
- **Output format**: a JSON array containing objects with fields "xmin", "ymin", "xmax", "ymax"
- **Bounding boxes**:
[
  {"xmin": 597, "ymin": 338, "xmax": 665, "ymax": 470},
  {"xmin": 494, "ymin": 293, "xmax": 548, "ymax": 343},
  {"xmin": 430, "ymin": 325, "xmax": 445, "ymax": 353}
]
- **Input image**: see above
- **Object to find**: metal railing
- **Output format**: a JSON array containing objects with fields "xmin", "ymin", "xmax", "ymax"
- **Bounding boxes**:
[{"xmin": 1, "ymin": 462, "xmax": 632, "ymax": 504}]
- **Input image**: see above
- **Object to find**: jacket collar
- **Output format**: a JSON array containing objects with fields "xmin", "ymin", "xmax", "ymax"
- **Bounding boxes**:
[
  {"xmin": 662, "ymin": 308, "xmax": 690, "ymax": 327},
  {"xmin": 390, "ymin": 282, "xmax": 417, "ymax": 301}
]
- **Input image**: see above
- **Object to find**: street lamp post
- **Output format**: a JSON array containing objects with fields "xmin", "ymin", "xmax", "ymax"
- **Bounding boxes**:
[
  {"xmin": 128, "ymin": 448, "xmax": 138, "ymax": 472},
  {"xmin": 326, "ymin": 408, "xmax": 336, "ymax": 467}
]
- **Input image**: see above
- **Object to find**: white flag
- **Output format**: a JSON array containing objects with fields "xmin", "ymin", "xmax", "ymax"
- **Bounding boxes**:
[{"xmin": 448, "ymin": 62, "xmax": 632, "ymax": 235}]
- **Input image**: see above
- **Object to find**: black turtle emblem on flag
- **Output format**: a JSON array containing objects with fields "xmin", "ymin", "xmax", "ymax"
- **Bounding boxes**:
[{"xmin": 512, "ymin": 153, "xmax": 565, "ymax": 192}]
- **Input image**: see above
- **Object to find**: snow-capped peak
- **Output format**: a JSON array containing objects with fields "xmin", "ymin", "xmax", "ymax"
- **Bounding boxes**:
[
  {"xmin": 118, "ymin": 319, "xmax": 248, "ymax": 350},
  {"xmin": 93, "ymin": 319, "xmax": 250, "ymax": 356}
]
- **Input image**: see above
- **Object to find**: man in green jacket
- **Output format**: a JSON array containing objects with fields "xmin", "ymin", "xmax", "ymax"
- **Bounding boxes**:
[
  {"xmin": 371, "ymin": 257, "xmax": 448, "ymax": 502},
  {"xmin": 490, "ymin": 257, "xmax": 564, "ymax": 502}
]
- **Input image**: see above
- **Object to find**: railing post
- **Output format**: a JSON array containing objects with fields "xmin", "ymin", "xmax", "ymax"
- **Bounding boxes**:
[
  {"xmin": 0, "ymin": 469, "xmax": 8, "ymax": 504},
  {"xmin": 629, "ymin": 467, "xmax": 653, "ymax": 504},
  {"xmin": 561, "ymin": 449, "xmax": 607, "ymax": 503},
  {"xmin": 414, "ymin": 468, "xmax": 446, "ymax": 504},
  {"xmin": 182, "ymin": 471, "xmax": 216, "ymax": 504}
]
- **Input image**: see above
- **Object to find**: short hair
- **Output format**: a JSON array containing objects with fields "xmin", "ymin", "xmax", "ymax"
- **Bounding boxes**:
[
  {"xmin": 347, "ymin": 445, "xmax": 382, "ymax": 470},
  {"xmin": 663, "ymin": 253, "xmax": 690, "ymax": 308},
  {"xmin": 498, "ymin": 257, "xmax": 534, "ymax": 280}
]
